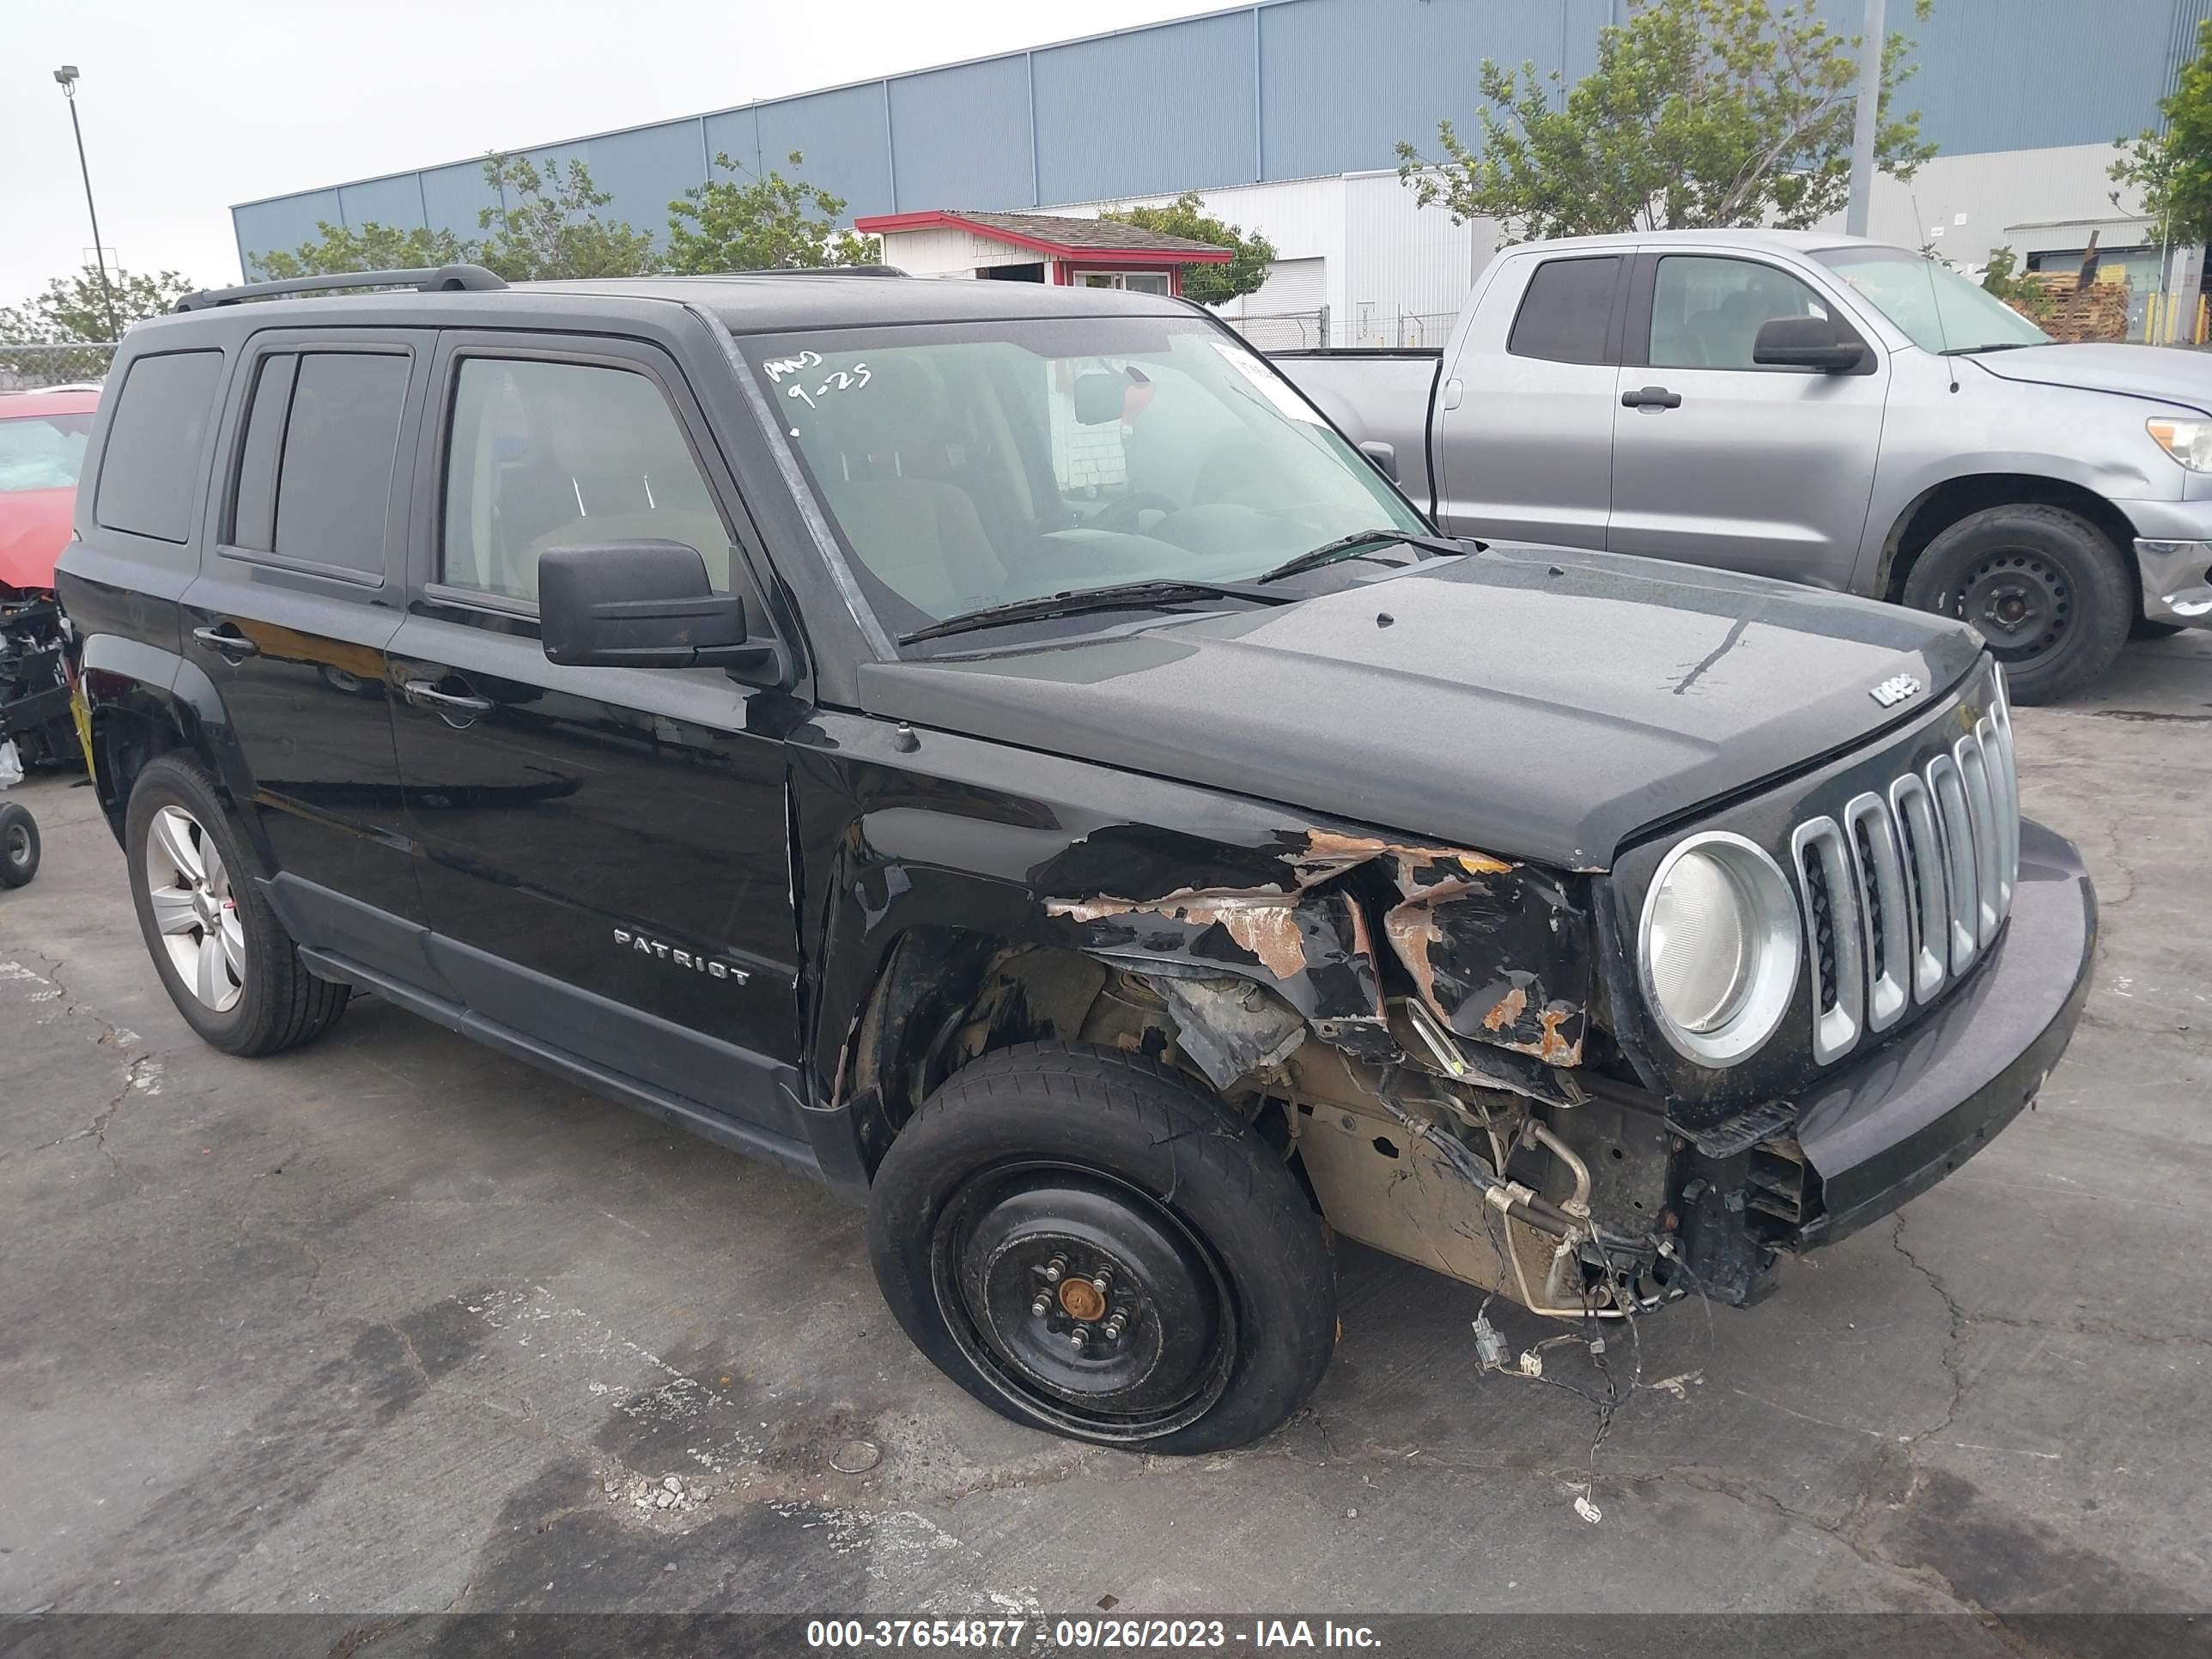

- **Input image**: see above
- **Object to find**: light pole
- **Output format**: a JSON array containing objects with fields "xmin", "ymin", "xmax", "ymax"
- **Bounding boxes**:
[
  {"xmin": 52, "ymin": 64, "xmax": 123, "ymax": 343},
  {"xmin": 1844, "ymin": 0, "xmax": 1887, "ymax": 239}
]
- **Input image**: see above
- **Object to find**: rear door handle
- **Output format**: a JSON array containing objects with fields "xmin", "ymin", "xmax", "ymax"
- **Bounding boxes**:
[
  {"xmin": 402, "ymin": 679, "xmax": 494, "ymax": 717},
  {"xmin": 1621, "ymin": 386, "xmax": 1682, "ymax": 410},
  {"xmin": 191, "ymin": 624, "xmax": 259, "ymax": 660}
]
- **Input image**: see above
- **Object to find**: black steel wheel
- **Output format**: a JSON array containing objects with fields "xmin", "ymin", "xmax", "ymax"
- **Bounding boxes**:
[
  {"xmin": 868, "ymin": 1042, "xmax": 1335, "ymax": 1454},
  {"xmin": 0, "ymin": 802, "xmax": 39, "ymax": 888},
  {"xmin": 1902, "ymin": 503, "xmax": 2130, "ymax": 704}
]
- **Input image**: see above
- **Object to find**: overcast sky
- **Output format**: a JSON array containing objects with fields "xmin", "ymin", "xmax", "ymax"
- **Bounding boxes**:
[{"xmin": 1, "ymin": 0, "xmax": 1214, "ymax": 311}]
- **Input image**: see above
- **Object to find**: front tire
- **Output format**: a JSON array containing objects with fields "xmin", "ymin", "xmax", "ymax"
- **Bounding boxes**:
[
  {"xmin": 125, "ymin": 756, "xmax": 349, "ymax": 1056},
  {"xmin": 866, "ymin": 1042, "xmax": 1335, "ymax": 1455},
  {"xmin": 1901, "ymin": 504, "xmax": 2131, "ymax": 704}
]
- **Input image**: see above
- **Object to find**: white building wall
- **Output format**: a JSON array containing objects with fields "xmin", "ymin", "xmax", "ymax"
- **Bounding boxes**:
[
  {"xmin": 951, "ymin": 141, "xmax": 2157, "ymax": 343},
  {"xmin": 878, "ymin": 224, "xmax": 1046, "ymax": 277}
]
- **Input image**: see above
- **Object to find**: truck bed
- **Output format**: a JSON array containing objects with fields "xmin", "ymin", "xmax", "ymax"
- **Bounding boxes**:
[{"xmin": 1271, "ymin": 349, "xmax": 1442, "ymax": 515}]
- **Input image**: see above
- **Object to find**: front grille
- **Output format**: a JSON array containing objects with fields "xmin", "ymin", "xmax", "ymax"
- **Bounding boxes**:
[{"xmin": 1789, "ymin": 679, "xmax": 2020, "ymax": 1066}]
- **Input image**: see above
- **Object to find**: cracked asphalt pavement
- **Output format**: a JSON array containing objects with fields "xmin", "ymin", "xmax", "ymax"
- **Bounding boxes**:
[{"xmin": 2, "ymin": 638, "xmax": 2207, "ymax": 1631}]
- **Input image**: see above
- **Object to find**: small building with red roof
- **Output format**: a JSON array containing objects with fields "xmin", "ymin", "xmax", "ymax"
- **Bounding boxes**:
[{"xmin": 851, "ymin": 210, "xmax": 1232, "ymax": 297}]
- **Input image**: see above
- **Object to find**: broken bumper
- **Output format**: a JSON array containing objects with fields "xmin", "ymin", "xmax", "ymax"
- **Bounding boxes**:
[{"xmin": 1789, "ymin": 815, "xmax": 2095, "ymax": 1247}]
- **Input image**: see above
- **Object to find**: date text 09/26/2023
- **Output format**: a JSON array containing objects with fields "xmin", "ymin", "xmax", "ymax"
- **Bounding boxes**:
[{"xmin": 804, "ymin": 1619, "xmax": 1382, "ymax": 1650}]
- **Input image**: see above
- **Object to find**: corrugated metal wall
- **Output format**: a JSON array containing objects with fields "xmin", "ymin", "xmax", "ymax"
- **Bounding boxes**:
[{"xmin": 231, "ymin": 0, "xmax": 2212, "ymax": 275}]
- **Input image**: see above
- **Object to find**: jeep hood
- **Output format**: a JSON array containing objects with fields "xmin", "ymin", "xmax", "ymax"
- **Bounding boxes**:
[
  {"xmin": 1968, "ymin": 343, "xmax": 2212, "ymax": 413},
  {"xmin": 857, "ymin": 546, "xmax": 1985, "ymax": 871}
]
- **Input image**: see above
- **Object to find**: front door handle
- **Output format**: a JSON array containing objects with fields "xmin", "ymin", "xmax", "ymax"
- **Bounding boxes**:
[
  {"xmin": 402, "ymin": 679, "xmax": 494, "ymax": 717},
  {"xmin": 1621, "ymin": 386, "xmax": 1682, "ymax": 410},
  {"xmin": 191, "ymin": 624, "xmax": 259, "ymax": 660}
]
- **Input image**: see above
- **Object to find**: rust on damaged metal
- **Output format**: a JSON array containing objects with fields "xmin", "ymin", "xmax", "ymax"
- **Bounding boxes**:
[{"xmin": 1046, "ymin": 827, "xmax": 1587, "ymax": 1071}]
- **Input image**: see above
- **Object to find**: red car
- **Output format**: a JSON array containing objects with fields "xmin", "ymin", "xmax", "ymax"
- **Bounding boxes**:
[{"xmin": 0, "ymin": 386, "xmax": 96, "ymax": 769}]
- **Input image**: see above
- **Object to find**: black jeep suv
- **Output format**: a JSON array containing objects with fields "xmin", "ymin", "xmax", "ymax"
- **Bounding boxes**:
[{"xmin": 58, "ymin": 264, "xmax": 2094, "ymax": 1452}]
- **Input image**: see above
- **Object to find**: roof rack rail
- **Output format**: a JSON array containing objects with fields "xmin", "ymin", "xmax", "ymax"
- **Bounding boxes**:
[{"xmin": 173, "ymin": 264, "xmax": 509, "ymax": 313}]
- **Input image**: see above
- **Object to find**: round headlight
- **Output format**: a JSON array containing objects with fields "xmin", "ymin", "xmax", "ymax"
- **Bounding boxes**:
[{"xmin": 1638, "ymin": 832, "xmax": 1800, "ymax": 1066}]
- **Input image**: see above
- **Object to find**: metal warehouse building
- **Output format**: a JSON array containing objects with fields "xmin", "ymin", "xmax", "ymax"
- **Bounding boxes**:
[{"xmin": 233, "ymin": 0, "xmax": 2212, "ymax": 344}]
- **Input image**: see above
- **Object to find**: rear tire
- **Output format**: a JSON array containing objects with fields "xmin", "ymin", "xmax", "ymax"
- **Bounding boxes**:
[
  {"xmin": 1901, "ymin": 504, "xmax": 2130, "ymax": 705},
  {"xmin": 125, "ymin": 756, "xmax": 349, "ymax": 1056},
  {"xmin": 866, "ymin": 1042, "xmax": 1335, "ymax": 1455},
  {"xmin": 0, "ymin": 804, "xmax": 38, "ymax": 888}
]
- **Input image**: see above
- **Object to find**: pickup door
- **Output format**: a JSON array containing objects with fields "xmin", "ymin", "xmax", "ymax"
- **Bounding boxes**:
[{"xmin": 1607, "ymin": 250, "xmax": 1887, "ymax": 589}]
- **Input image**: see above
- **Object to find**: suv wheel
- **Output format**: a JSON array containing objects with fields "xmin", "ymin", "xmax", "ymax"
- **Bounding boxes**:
[
  {"xmin": 1901, "ymin": 504, "xmax": 2130, "ymax": 704},
  {"xmin": 125, "ymin": 757, "xmax": 349, "ymax": 1055},
  {"xmin": 0, "ymin": 803, "xmax": 39, "ymax": 888},
  {"xmin": 866, "ymin": 1042, "xmax": 1335, "ymax": 1455}
]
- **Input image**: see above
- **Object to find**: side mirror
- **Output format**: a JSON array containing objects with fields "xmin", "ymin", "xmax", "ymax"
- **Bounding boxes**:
[
  {"xmin": 1753, "ymin": 314, "xmax": 1867, "ymax": 372},
  {"xmin": 1358, "ymin": 439, "xmax": 1399, "ymax": 482},
  {"xmin": 538, "ymin": 541, "xmax": 767, "ymax": 671}
]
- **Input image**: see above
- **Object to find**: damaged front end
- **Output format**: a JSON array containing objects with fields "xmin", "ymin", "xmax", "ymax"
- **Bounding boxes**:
[
  {"xmin": 822, "ymin": 799, "xmax": 1692, "ymax": 1325},
  {"xmin": 1033, "ymin": 828, "xmax": 1683, "ymax": 1322}
]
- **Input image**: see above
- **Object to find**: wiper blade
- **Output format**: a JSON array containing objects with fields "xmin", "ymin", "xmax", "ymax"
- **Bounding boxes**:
[
  {"xmin": 1257, "ymin": 528, "xmax": 1472, "ymax": 584},
  {"xmin": 897, "ymin": 578, "xmax": 1293, "ymax": 645},
  {"xmin": 1937, "ymin": 342, "xmax": 2037, "ymax": 356}
]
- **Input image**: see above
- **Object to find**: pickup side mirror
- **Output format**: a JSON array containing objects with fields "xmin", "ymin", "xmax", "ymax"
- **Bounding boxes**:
[
  {"xmin": 1753, "ymin": 314, "xmax": 1868, "ymax": 373},
  {"xmin": 1358, "ymin": 439, "xmax": 1399, "ymax": 482},
  {"xmin": 538, "ymin": 541, "xmax": 769, "ymax": 671}
]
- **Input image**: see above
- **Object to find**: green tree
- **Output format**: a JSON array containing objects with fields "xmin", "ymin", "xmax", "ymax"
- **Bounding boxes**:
[
  {"xmin": 246, "ymin": 154, "xmax": 654, "ymax": 283},
  {"xmin": 1976, "ymin": 246, "xmax": 2053, "ymax": 322},
  {"xmin": 2111, "ymin": 18, "xmax": 2212, "ymax": 248},
  {"xmin": 1099, "ymin": 191, "xmax": 1277, "ymax": 306},
  {"xmin": 473, "ymin": 152, "xmax": 659, "ymax": 281},
  {"xmin": 0, "ymin": 264, "xmax": 198, "ymax": 342},
  {"xmin": 1396, "ymin": 0, "xmax": 1936, "ymax": 243},
  {"xmin": 252, "ymin": 223, "xmax": 469, "ymax": 281},
  {"xmin": 665, "ymin": 151, "xmax": 880, "ymax": 272}
]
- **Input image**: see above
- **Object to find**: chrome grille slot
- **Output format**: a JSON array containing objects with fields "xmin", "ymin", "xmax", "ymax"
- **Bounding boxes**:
[
  {"xmin": 1785, "ymin": 676, "xmax": 2019, "ymax": 1066},
  {"xmin": 1954, "ymin": 733, "xmax": 2004, "ymax": 949},
  {"xmin": 1888, "ymin": 773, "xmax": 1949, "ymax": 1004},
  {"xmin": 1843, "ymin": 792, "xmax": 1910, "ymax": 1032},
  {"xmin": 1924, "ymin": 752, "xmax": 1981, "ymax": 976},
  {"xmin": 1791, "ymin": 817, "xmax": 1863, "ymax": 1064}
]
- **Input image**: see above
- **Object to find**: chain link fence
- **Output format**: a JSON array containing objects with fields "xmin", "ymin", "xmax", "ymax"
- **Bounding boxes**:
[
  {"xmin": 1223, "ymin": 309, "xmax": 1460, "ymax": 350},
  {"xmin": 0, "ymin": 342, "xmax": 118, "ymax": 391}
]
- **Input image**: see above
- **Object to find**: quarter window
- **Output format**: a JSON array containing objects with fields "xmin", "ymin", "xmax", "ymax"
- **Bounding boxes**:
[
  {"xmin": 440, "ymin": 357, "xmax": 728, "ymax": 605},
  {"xmin": 1507, "ymin": 257, "xmax": 1620, "ymax": 365},
  {"xmin": 94, "ymin": 349, "xmax": 224, "ymax": 544},
  {"xmin": 1649, "ymin": 256, "xmax": 1836, "ymax": 370}
]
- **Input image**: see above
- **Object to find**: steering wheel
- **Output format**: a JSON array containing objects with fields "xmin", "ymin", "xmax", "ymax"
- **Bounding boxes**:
[{"xmin": 1091, "ymin": 492, "xmax": 1182, "ymax": 536}]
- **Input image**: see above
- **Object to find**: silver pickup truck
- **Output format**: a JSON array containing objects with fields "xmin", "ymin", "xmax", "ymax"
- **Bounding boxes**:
[{"xmin": 1278, "ymin": 228, "xmax": 2212, "ymax": 702}]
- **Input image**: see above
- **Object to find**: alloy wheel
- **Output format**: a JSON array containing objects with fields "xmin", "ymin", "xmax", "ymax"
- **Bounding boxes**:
[{"xmin": 143, "ymin": 805, "xmax": 246, "ymax": 1013}]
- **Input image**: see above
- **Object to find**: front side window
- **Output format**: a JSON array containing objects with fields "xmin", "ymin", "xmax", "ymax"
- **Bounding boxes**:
[
  {"xmin": 1814, "ymin": 246, "xmax": 2051, "ymax": 355},
  {"xmin": 742, "ymin": 316, "xmax": 1425, "ymax": 638},
  {"xmin": 0, "ymin": 412, "xmax": 94, "ymax": 494},
  {"xmin": 1649, "ymin": 256, "xmax": 1835, "ymax": 370},
  {"xmin": 441, "ymin": 358, "xmax": 729, "ymax": 605}
]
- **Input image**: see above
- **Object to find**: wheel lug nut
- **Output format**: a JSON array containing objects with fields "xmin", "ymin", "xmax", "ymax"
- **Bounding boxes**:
[
  {"xmin": 1103, "ymin": 1315, "xmax": 1126, "ymax": 1340},
  {"xmin": 1090, "ymin": 1273, "xmax": 1110, "ymax": 1296},
  {"xmin": 1030, "ymin": 1294, "xmax": 1051, "ymax": 1317},
  {"xmin": 1042, "ymin": 1256, "xmax": 1066, "ymax": 1284},
  {"xmin": 1070, "ymin": 1325, "xmax": 1091, "ymax": 1350}
]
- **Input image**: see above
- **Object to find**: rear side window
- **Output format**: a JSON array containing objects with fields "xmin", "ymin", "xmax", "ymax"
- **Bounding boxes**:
[
  {"xmin": 228, "ymin": 350, "xmax": 410, "ymax": 577},
  {"xmin": 1507, "ymin": 257, "xmax": 1620, "ymax": 365},
  {"xmin": 94, "ymin": 349, "xmax": 224, "ymax": 544}
]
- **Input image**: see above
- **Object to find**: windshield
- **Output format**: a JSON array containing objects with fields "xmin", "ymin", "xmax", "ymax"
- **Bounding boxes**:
[
  {"xmin": 1814, "ymin": 246, "xmax": 2051, "ymax": 355},
  {"xmin": 742, "ymin": 316, "xmax": 1426, "ymax": 641},
  {"xmin": 0, "ymin": 412, "xmax": 94, "ymax": 495}
]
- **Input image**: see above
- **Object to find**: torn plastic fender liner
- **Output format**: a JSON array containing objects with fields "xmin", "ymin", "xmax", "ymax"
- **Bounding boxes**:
[{"xmin": 1042, "ymin": 826, "xmax": 1588, "ymax": 1075}]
